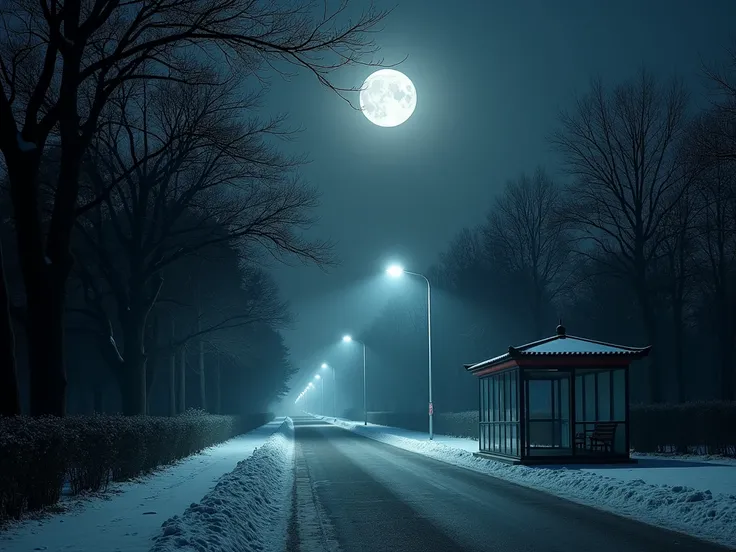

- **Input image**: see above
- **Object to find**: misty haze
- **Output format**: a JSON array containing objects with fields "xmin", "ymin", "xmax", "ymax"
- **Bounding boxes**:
[{"xmin": 1, "ymin": 1, "xmax": 736, "ymax": 551}]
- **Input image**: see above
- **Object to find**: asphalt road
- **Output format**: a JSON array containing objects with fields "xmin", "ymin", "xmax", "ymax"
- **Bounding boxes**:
[{"xmin": 287, "ymin": 416, "xmax": 729, "ymax": 552}]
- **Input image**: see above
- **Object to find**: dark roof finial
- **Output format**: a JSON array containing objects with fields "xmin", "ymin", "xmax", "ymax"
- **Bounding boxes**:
[{"xmin": 556, "ymin": 319, "xmax": 566, "ymax": 337}]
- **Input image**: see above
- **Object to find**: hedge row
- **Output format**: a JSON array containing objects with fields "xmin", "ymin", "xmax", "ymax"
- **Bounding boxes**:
[
  {"xmin": 367, "ymin": 402, "xmax": 736, "ymax": 458},
  {"xmin": 629, "ymin": 401, "xmax": 736, "ymax": 456},
  {"xmin": 0, "ymin": 410, "xmax": 273, "ymax": 521}
]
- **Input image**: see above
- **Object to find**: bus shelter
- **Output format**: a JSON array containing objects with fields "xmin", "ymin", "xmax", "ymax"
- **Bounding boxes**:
[{"xmin": 464, "ymin": 324, "xmax": 650, "ymax": 464}]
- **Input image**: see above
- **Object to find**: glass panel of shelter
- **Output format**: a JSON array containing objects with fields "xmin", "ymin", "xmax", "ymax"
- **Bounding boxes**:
[
  {"xmin": 525, "ymin": 369, "xmax": 572, "ymax": 456},
  {"xmin": 574, "ymin": 368, "xmax": 627, "ymax": 456},
  {"xmin": 523, "ymin": 367, "xmax": 628, "ymax": 457},
  {"xmin": 479, "ymin": 370, "xmax": 520, "ymax": 457}
]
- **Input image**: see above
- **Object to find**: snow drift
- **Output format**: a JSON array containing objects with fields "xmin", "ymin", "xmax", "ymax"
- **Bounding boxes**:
[
  {"xmin": 150, "ymin": 417, "xmax": 295, "ymax": 552},
  {"xmin": 331, "ymin": 418, "xmax": 736, "ymax": 550}
]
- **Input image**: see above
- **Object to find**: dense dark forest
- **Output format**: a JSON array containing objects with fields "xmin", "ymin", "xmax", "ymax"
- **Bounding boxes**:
[
  {"xmin": 0, "ymin": 77, "xmax": 308, "ymax": 415},
  {"xmin": 0, "ymin": 0, "xmax": 388, "ymax": 418},
  {"xmin": 337, "ymin": 63, "xmax": 736, "ymax": 415}
]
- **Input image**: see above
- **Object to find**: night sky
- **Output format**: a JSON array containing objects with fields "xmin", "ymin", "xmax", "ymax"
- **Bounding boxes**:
[{"xmin": 261, "ymin": 0, "xmax": 736, "ymax": 394}]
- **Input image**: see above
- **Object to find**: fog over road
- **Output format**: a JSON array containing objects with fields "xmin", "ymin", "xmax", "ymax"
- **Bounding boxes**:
[{"xmin": 287, "ymin": 417, "xmax": 728, "ymax": 552}]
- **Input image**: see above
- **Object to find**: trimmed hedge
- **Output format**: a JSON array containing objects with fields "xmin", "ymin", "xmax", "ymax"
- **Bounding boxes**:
[
  {"xmin": 0, "ymin": 410, "xmax": 273, "ymax": 521},
  {"xmin": 369, "ymin": 402, "xmax": 736, "ymax": 458},
  {"xmin": 368, "ymin": 411, "xmax": 426, "ymax": 432},
  {"xmin": 630, "ymin": 400, "xmax": 736, "ymax": 456}
]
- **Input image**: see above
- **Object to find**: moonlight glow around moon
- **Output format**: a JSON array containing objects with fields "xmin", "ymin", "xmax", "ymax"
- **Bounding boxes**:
[{"xmin": 359, "ymin": 69, "xmax": 417, "ymax": 127}]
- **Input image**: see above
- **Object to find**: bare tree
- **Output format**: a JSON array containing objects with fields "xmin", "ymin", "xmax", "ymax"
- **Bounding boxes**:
[
  {"xmin": 0, "ymin": 0, "xmax": 389, "ymax": 416},
  {"xmin": 482, "ymin": 168, "xmax": 571, "ymax": 339},
  {"xmin": 0, "ymin": 239, "xmax": 20, "ymax": 416},
  {"xmin": 550, "ymin": 70, "xmax": 691, "ymax": 403},
  {"xmin": 72, "ymin": 77, "xmax": 326, "ymax": 414},
  {"xmin": 702, "ymin": 44, "xmax": 736, "ymax": 161},
  {"xmin": 434, "ymin": 227, "xmax": 486, "ymax": 291},
  {"xmin": 689, "ymin": 112, "xmax": 736, "ymax": 400},
  {"xmin": 656, "ymin": 182, "xmax": 697, "ymax": 403},
  {"xmin": 165, "ymin": 259, "xmax": 291, "ymax": 413}
]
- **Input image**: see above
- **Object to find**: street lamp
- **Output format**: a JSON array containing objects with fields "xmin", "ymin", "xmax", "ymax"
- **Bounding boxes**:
[
  {"xmin": 315, "ymin": 374, "xmax": 325, "ymax": 415},
  {"xmin": 322, "ymin": 362, "xmax": 336, "ymax": 417},
  {"xmin": 308, "ymin": 382, "xmax": 315, "ymax": 414},
  {"xmin": 342, "ymin": 334, "xmax": 368, "ymax": 425},
  {"xmin": 386, "ymin": 263, "xmax": 435, "ymax": 440}
]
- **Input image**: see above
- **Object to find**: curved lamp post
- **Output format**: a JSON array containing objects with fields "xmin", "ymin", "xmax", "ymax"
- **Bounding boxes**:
[
  {"xmin": 314, "ymin": 374, "xmax": 324, "ymax": 415},
  {"xmin": 386, "ymin": 264, "xmax": 434, "ymax": 440},
  {"xmin": 342, "ymin": 334, "xmax": 367, "ymax": 425},
  {"xmin": 322, "ymin": 362, "xmax": 336, "ymax": 416}
]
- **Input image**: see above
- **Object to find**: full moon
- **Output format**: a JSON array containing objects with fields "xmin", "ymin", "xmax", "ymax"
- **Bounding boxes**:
[{"xmin": 359, "ymin": 69, "xmax": 417, "ymax": 127}]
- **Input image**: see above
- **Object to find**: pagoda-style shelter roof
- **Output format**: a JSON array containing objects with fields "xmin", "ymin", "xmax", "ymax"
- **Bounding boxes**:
[{"xmin": 465, "ymin": 325, "xmax": 651, "ymax": 374}]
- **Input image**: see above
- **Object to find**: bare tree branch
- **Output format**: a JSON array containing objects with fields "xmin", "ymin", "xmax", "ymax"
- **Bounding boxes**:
[
  {"xmin": 482, "ymin": 167, "xmax": 572, "ymax": 334},
  {"xmin": 549, "ymin": 69, "xmax": 693, "ymax": 403}
]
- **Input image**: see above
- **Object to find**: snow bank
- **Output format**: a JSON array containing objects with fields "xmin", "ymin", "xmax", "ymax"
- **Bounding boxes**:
[
  {"xmin": 0, "ymin": 420, "xmax": 284, "ymax": 552},
  {"xmin": 150, "ymin": 418, "xmax": 295, "ymax": 552},
  {"xmin": 331, "ymin": 418, "xmax": 736, "ymax": 550}
]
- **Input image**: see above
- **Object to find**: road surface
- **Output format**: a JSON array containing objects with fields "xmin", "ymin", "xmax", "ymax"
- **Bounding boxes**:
[{"xmin": 287, "ymin": 416, "xmax": 729, "ymax": 552}]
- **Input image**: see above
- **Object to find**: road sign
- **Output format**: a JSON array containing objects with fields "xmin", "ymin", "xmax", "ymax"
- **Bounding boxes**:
[{"xmin": 429, "ymin": 402, "xmax": 434, "ymax": 415}]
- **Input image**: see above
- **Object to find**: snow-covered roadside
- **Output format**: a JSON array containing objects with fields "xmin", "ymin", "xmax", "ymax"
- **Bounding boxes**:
[
  {"xmin": 326, "ymin": 416, "xmax": 736, "ymax": 550},
  {"xmin": 0, "ymin": 418, "xmax": 285, "ymax": 552},
  {"xmin": 150, "ymin": 417, "xmax": 295, "ymax": 552}
]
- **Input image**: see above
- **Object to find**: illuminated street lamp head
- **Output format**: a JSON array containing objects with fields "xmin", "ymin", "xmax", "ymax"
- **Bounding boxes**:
[
  {"xmin": 321, "ymin": 363, "xmax": 328, "ymax": 369},
  {"xmin": 386, "ymin": 264, "xmax": 404, "ymax": 278},
  {"xmin": 342, "ymin": 335, "xmax": 352, "ymax": 343},
  {"xmin": 309, "ymin": 382, "xmax": 314, "ymax": 388},
  {"xmin": 315, "ymin": 374, "xmax": 321, "ymax": 380}
]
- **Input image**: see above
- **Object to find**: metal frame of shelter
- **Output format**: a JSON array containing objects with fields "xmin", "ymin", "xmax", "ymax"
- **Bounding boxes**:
[{"xmin": 464, "ymin": 324, "xmax": 651, "ymax": 465}]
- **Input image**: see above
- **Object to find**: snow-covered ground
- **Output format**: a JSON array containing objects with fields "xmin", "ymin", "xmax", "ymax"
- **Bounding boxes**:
[
  {"xmin": 0, "ymin": 418, "xmax": 288, "ymax": 552},
  {"xmin": 322, "ymin": 415, "xmax": 736, "ymax": 549},
  {"xmin": 150, "ymin": 417, "xmax": 295, "ymax": 552}
]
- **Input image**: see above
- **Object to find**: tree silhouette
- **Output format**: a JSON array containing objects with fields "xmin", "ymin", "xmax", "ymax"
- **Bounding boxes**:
[
  {"xmin": 71, "ymin": 76, "xmax": 325, "ymax": 414},
  {"xmin": 0, "ymin": 0, "xmax": 389, "ymax": 415},
  {"xmin": 482, "ymin": 168, "xmax": 571, "ymax": 338},
  {"xmin": 550, "ymin": 70, "xmax": 692, "ymax": 403}
]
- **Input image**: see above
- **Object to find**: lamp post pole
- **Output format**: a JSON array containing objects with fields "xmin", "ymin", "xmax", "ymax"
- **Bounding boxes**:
[
  {"xmin": 342, "ymin": 336, "xmax": 367, "ymax": 425},
  {"xmin": 321, "ymin": 377, "xmax": 325, "ymax": 415},
  {"xmin": 387, "ymin": 266, "xmax": 434, "ymax": 440},
  {"xmin": 322, "ymin": 363, "xmax": 336, "ymax": 418},
  {"xmin": 362, "ymin": 341, "xmax": 367, "ymax": 425},
  {"xmin": 423, "ymin": 274, "xmax": 433, "ymax": 440}
]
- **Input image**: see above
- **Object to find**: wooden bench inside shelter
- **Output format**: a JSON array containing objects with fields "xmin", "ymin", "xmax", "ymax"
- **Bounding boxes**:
[{"xmin": 575, "ymin": 421, "xmax": 618, "ymax": 453}]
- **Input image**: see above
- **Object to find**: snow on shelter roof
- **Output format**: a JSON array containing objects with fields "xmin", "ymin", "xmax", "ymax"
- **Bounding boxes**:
[{"xmin": 464, "ymin": 324, "xmax": 651, "ymax": 373}]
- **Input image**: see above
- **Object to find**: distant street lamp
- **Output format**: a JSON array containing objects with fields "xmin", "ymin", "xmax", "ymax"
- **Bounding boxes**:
[
  {"xmin": 386, "ymin": 263, "xmax": 435, "ymax": 440},
  {"xmin": 315, "ymin": 374, "xmax": 325, "ymax": 414},
  {"xmin": 322, "ymin": 362, "xmax": 336, "ymax": 416},
  {"xmin": 308, "ymin": 382, "xmax": 315, "ymax": 414},
  {"xmin": 296, "ymin": 386, "xmax": 307, "ymax": 406},
  {"xmin": 342, "ymin": 334, "xmax": 368, "ymax": 425}
]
